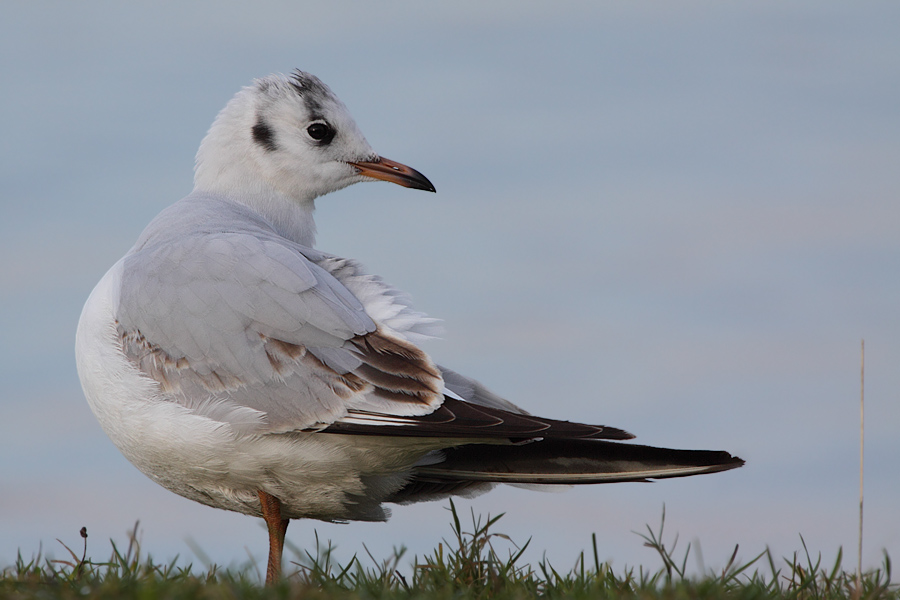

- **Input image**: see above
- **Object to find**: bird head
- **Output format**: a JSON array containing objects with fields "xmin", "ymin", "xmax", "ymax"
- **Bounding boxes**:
[{"xmin": 194, "ymin": 70, "xmax": 435, "ymax": 205}]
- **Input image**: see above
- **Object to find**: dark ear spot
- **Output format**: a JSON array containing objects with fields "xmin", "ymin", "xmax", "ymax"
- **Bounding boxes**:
[{"xmin": 252, "ymin": 118, "xmax": 277, "ymax": 152}]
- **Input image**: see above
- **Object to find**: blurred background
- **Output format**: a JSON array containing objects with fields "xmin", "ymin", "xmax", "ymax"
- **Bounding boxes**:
[{"xmin": 2, "ymin": 0, "xmax": 898, "ymax": 578}]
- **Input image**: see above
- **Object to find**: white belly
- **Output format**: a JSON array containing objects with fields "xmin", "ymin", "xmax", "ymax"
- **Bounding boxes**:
[{"xmin": 74, "ymin": 261, "xmax": 441, "ymax": 522}]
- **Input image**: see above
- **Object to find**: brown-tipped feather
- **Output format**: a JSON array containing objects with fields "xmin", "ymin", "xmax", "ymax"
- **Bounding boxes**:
[{"xmin": 348, "ymin": 329, "xmax": 444, "ymax": 406}]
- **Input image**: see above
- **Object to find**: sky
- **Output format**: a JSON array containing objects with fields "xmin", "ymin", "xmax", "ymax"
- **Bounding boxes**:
[{"xmin": 2, "ymin": 0, "xmax": 898, "ymax": 581}]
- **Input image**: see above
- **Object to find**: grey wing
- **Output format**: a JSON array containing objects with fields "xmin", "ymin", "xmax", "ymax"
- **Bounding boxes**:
[
  {"xmin": 115, "ymin": 232, "xmax": 443, "ymax": 433},
  {"xmin": 438, "ymin": 365, "xmax": 531, "ymax": 415}
]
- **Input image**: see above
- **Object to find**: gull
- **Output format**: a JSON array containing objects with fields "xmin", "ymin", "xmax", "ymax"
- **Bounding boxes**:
[{"xmin": 75, "ymin": 70, "xmax": 743, "ymax": 584}]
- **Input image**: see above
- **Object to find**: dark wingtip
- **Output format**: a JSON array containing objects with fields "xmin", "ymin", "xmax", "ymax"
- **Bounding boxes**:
[
  {"xmin": 601, "ymin": 426, "xmax": 636, "ymax": 440},
  {"xmin": 694, "ymin": 451, "xmax": 744, "ymax": 473},
  {"xmin": 700, "ymin": 452, "xmax": 745, "ymax": 475}
]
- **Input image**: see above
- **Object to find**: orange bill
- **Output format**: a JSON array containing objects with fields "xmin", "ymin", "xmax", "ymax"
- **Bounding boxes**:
[{"xmin": 347, "ymin": 157, "xmax": 436, "ymax": 192}]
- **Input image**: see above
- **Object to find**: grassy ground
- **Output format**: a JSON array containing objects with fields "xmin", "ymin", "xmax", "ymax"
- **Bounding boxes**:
[{"xmin": 3, "ymin": 503, "xmax": 896, "ymax": 599}]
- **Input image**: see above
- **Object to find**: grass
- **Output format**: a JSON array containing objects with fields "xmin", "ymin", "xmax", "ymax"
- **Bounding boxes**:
[{"xmin": 3, "ymin": 502, "xmax": 896, "ymax": 599}]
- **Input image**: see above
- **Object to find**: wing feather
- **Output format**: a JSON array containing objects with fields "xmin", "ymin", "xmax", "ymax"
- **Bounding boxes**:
[
  {"xmin": 323, "ymin": 397, "xmax": 634, "ymax": 441},
  {"xmin": 115, "ymin": 196, "xmax": 445, "ymax": 432}
]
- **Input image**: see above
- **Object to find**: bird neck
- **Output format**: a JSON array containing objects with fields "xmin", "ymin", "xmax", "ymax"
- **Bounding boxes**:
[
  {"xmin": 194, "ymin": 177, "xmax": 318, "ymax": 248},
  {"xmin": 195, "ymin": 151, "xmax": 320, "ymax": 247},
  {"xmin": 241, "ymin": 189, "xmax": 319, "ymax": 248}
]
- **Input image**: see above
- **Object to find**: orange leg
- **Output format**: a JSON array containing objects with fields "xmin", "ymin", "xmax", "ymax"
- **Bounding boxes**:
[{"xmin": 258, "ymin": 490, "xmax": 290, "ymax": 585}]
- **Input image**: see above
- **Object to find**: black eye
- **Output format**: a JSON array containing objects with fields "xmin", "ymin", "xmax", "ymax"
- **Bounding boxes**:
[{"xmin": 306, "ymin": 122, "xmax": 334, "ymax": 144}]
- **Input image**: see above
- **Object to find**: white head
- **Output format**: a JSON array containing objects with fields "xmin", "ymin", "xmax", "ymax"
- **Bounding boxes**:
[{"xmin": 194, "ymin": 71, "xmax": 434, "ymax": 242}]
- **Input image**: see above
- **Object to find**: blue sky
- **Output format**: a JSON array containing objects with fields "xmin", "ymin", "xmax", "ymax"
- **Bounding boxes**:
[{"xmin": 2, "ymin": 1, "xmax": 898, "ymax": 578}]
